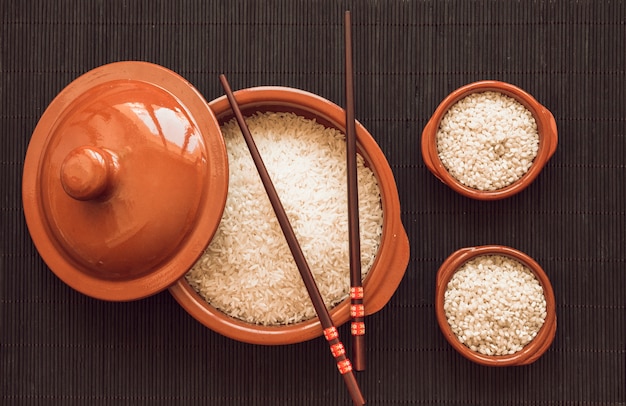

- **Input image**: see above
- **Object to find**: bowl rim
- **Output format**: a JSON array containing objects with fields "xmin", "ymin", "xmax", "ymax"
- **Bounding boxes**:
[
  {"xmin": 421, "ymin": 80, "xmax": 558, "ymax": 200},
  {"xmin": 169, "ymin": 85, "xmax": 410, "ymax": 345},
  {"xmin": 434, "ymin": 245, "xmax": 557, "ymax": 366}
]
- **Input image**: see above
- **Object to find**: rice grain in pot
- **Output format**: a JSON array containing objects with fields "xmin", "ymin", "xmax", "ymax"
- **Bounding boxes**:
[
  {"xmin": 185, "ymin": 111, "xmax": 383, "ymax": 326},
  {"xmin": 436, "ymin": 91, "xmax": 540, "ymax": 191},
  {"xmin": 443, "ymin": 254, "xmax": 547, "ymax": 356}
]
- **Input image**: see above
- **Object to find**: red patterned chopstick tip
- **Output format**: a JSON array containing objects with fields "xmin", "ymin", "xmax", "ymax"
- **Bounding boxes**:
[
  {"xmin": 337, "ymin": 358, "xmax": 354, "ymax": 375},
  {"xmin": 330, "ymin": 342, "xmax": 346, "ymax": 357},
  {"xmin": 350, "ymin": 304, "xmax": 365, "ymax": 318},
  {"xmin": 350, "ymin": 286, "xmax": 364, "ymax": 299},
  {"xmin": 325, "ymin": 327, "xmax": 353, "ymax": 374},
  {"xmin": 351, "ymin": 321, "xmax": 365, "ymax": 336},
  {"xmin": 323, "ymin": 326, "xmax": 339, "ymax": 341}
]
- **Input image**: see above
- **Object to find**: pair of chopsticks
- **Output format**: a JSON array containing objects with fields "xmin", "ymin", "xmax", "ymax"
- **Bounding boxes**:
[{"xmin": 218, "ymin": 10, "xmax": 365, "ymax": 405}]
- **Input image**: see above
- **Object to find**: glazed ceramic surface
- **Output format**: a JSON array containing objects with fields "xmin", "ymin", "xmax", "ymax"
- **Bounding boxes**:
[
  {"xmin": 22, "ymin": 61, "xmax": 229, "ymax": 301},
  {"xmin": 169, "ymin": 86, "xmax": 410, "ymax": 345}
]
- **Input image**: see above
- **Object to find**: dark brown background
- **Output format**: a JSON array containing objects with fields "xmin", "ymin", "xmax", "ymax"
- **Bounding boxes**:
[{"xmin": 1, "ymin": 1, "xmax": 624, "ymax": 405}]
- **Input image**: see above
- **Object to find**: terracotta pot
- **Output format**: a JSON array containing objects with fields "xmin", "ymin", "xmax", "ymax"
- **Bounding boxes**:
[
  {"xmin": 421, "ymin": 81, "xmax": 558, "ymax": 200},
  {"xmin": 22, "ymin": 61, "xmax": 229, "ymax": 301},
  {"xmin": 169, "ymin": 86, "xmax": 410, "ymax": 345},
  {"xmin": 435, "ymin": 245, "xmax": 557, "ymax": 366}
]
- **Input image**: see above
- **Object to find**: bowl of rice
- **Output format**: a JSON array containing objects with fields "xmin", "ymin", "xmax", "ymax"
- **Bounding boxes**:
[
  {"xmin": 421, "ymin": 81, "xmax": 558, "ymax": 200},
  {"xmin": 169, "ymin": 86, "xmax": 410, "ymax": 345},
  {"xmin": 435, "ymin": 245, "xmax": 557, "ymax": 366}
]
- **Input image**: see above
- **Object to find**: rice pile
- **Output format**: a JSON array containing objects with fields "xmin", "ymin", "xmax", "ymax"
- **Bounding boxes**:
[
  {"xmin": 443, "ymin": 254, "xmax": 547, "ymax": 356},
  {"xmin": 436, "ymin": 91, "xmax": 539, "ymax": 191},
  {"xmin": 186, "ymin": 111, "xmax": 383, "ymax": 326}
]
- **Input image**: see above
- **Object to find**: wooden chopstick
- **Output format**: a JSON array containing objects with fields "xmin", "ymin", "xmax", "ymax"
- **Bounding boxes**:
[
  {"xmin": 219, "ymin": 74, "xmax": 366, "ymax": 406},
  {"xmin": 344, "ymin": 10, "xmax": 366, "ymax": 372}
]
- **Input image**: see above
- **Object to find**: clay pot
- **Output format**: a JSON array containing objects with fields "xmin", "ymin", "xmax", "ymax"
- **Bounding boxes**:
[
  {"xmin": 22, "ymin": 61, "xmax": 229, "ymax": 301},
  {"xmin": 435, "ymin": 245, "xmax": 557, "ymax": 366},
  {"xmin": 421, "ymin": 80, "xmax": 558, "ymax": 200},
  {"xmin": 169, "ymin": 86, "xmax": 410, "ymax": 345}
]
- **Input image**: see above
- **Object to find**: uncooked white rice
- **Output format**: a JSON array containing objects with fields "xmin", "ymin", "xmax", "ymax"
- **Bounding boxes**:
[
  {"xmin": 185, "ymin": 111, "xmax": 383, "ymax": 326},
  {"xmin": 436, "ymin": 91, "xmax": 539, "ymax": 191},
  {"xmin": 443, "ymin": 254, "xmax": 547, "ymax": 356}
]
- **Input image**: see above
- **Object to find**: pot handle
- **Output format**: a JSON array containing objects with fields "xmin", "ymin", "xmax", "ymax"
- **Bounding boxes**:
[
  {"xmin": 421, "ymin": 118, "xmax": 443, "ymax": 181},
  {"xmin": 363, "ymin": 223, "xmax": 410, "ymax": 315},
  {"xmin": 541, "ymin": 107, "xmax": 559, "ymax": 160}
]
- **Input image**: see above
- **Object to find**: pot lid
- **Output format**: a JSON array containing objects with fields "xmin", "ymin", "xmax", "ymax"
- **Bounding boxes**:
[{"xmin": 22, "ymin": 61, "xmax": 229, "ymax": 301}]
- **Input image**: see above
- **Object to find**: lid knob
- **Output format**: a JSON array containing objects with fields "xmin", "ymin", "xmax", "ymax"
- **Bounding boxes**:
[{"xmin": 60, "ymin": 146, "xmax": 117, "ymax": 200}]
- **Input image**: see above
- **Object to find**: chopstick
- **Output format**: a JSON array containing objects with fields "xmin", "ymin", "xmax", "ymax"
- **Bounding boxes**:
[
  {"xmin": 219, "ymin": 74, "xmax": 366, "ymax": 406},
  {"xmin": 344, "ymin": 10, "xmax": 365, "ymax": 372}
]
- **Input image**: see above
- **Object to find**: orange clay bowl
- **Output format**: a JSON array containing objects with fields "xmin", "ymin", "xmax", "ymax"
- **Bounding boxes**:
[
  {"xmin": 169, "ymin": 86, "xmax": 410, "ymax": 345},
  {"xmin": 435, "ymin": 245, "xmax": 557, "ymax": 367},
  {"xmin": 421, "ymin": 80, "xmax": 558, "ymax": 200}
]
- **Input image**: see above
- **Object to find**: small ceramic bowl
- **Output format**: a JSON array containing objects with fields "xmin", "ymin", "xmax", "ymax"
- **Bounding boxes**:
[
  {"xmin": 421, "ymin": 81, "xmax": 558, "ymax": 200},
  {"xmin": 169, "ymin": 86, "xmax": 410, "ymax": 345},
  {"xmin": 435, "ymin": 245, "xmax": 557, "ymax": 366}
]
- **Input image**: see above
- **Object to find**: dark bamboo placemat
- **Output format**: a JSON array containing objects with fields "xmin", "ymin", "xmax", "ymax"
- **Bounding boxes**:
[{"xmin": 1, "ymin": 1, "xmax": 625, "ymax": 405}]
